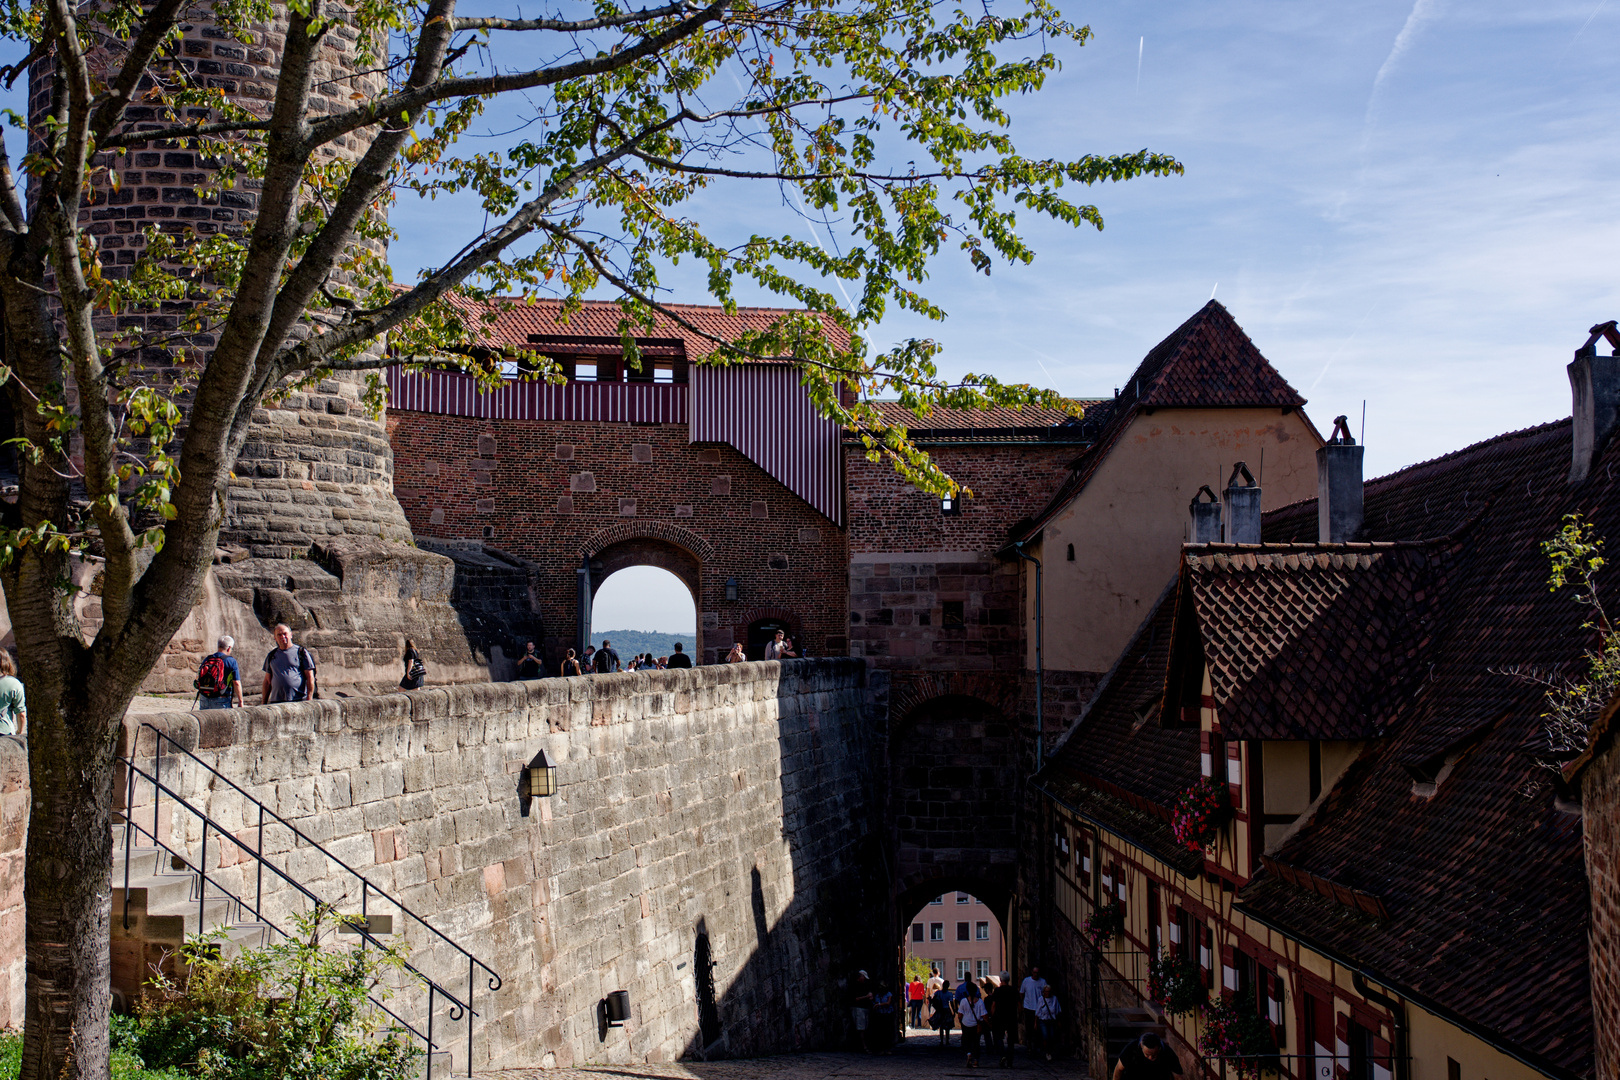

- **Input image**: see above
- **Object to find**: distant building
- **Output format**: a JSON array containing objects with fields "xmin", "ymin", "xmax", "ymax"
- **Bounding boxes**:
[{"xmin": 903, "ymin": 891, "xmax": 1006, "ymax": 984}]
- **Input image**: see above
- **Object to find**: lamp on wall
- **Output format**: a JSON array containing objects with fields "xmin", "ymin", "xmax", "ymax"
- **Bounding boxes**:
[
  {"xmin": 604, "ymin": 991, "xmax": 631, "ymax": 1025},
  {"xmin": 518, "ymin": 748, "xmax": 557, "ymax": 817},
  {"xmin": 724, "ymin": 576, "xmax": 739, "ymax": 602}
]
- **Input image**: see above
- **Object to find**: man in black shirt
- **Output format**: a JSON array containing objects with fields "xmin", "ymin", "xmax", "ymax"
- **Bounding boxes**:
[
  {"xmin": 516, "ymin": 642, "xmax": 543, "ymax": 680},
  {"xmin": 666, "ymin": 642, "xmax": 693, "ymax": 668},
  {"xmin": 1114, "ymin": 1033, "xmax": 1183, "ymax": 1080},
  {"xmin": 594, "ymin": 639, "xmax": 620, "ymax": 673}
]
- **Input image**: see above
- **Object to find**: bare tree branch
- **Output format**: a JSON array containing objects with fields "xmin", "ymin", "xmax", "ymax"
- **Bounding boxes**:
[{"xmin": 87, "ymin": 0, "xmax": 188, "ymax": 143}]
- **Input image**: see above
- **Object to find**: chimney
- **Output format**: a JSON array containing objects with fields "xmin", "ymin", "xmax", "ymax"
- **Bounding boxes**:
[
  {"xmin": 1222, "ymin": 463, "xmax": 1261, "ymax": 544},
  {"xmin": 1568, "ymin": 320, "xmax": 1620, "ymax": 483},
  {"xmin": 1317, "ymin": 416, "xmax": 1364, "ymax": 543},
  {"xmin": 1189, "ymin": 485, "xmax": 1222, "ymax": 544}
]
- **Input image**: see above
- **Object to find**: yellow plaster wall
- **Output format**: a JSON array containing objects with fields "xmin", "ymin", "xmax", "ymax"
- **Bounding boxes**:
[
  {"xmin": 1030, "ymin": 407, "xmax": 1321, "ymax": 672},
  {"xmin": 1406, "ymin": 1002, "xmax": 1549, "ymax": 1080}
]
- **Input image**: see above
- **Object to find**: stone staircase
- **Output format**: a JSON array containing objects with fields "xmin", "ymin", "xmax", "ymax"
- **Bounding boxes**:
[
  {"xmin": 1103, "ymin": 1006, "xmax": 1169, "ymax": 1062},
  {"xmin": 109, "ymin": 825, "xmax": 272, "ymax": 1008}
]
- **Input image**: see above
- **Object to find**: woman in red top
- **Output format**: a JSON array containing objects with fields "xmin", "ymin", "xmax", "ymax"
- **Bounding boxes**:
[{"xmin": 907, "ymin": 977, "xmax": 927, "ymax": 1029}]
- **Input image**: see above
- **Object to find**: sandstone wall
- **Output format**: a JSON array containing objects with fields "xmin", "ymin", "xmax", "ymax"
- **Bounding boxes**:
[{"xmin": 120, "ymin": 659, "xmax": 888, "ymax": 1069}]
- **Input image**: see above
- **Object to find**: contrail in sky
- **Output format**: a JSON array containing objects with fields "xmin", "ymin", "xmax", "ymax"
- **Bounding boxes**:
[
  {"xmin": 1136, "ymin": 38, "xmax": 1144, "ymax": 94},
  {"xmin": 1364, "ymin": 0, "xmax": 1441, "ymax": 134}
]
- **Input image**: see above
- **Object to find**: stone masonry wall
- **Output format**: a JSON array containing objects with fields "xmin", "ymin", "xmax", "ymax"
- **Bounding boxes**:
[
  {"xmin": 388, "ymin": 413, "xmax": 849, "ymax": 667},
  {"xmin": 120, "ymin": 659, "xmax": 888, "ymax": 1070}
]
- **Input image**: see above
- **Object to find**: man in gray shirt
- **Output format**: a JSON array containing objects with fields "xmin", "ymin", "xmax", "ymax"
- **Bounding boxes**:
[{"xmin": 261, "ymin": 623, "xmax": 317, "ymax": 703}]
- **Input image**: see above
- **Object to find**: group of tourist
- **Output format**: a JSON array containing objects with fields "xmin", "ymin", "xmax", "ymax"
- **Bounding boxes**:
[
  {"xmin": 518, "ymin": 637, "xmax": 696, "ymax": 680},
  {"xmin": 853, "ymin": 966, "xmax": 1062, "ymax": 1067}
]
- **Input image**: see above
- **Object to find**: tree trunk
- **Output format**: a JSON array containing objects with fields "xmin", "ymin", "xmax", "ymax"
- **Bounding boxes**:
[{"xmin": 20, "ymin": 690, "xmax": 117, "ymax": 1080}]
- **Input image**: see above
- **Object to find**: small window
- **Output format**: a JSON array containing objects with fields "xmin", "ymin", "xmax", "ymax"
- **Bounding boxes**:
[
  {"xmin": 976, "ymin": 959, "xmax": 990, "ymax": 979},
  {"xmin": 942, "ymin": 601, "xmax": 965, "ymax": 630},
  {"xmin": 1447, "ymin": 1060, "xmax": 1461, "ymax": 1080},
  {"xmin": 930, "ymin": 923, "xmax": 944, "ymax": 941},
  {"xmin": 957, "ymin": 893, "xmax": 971, "ymax": 904},
  {"xmin": 1067, "ymin": 543, "xmax": 1075, "ymax": 561},
  {"xmin": 956, "ymin": 922, "xmax": 970, "ymax": 942},
  {"xmin": 975, "ymin": 922, "xmax": 989, "ymax": 941},
  {"xmin": 957, "ymin": 959, "xmax": 972, "ymax": 981},
  {"xmin": 911, "ymin": 922, "xmax": 924, "ymax": 943}
]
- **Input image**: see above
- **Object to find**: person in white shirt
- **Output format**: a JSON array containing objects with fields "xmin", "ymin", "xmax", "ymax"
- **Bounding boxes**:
[
  {"xmin": 1019, "ymin": 967, "xmax": 1048, "ymax": 1053},
  {"xmin": 1035, "ymin": 984, "xmax": 1063, "ymax": 1060},
  {"xmin": 958, "ymin": 981, "xmax": 989, "ymax": 1067},
  {"xmin": 926, "ymin": 967, "xmax": 944, "ymax": 995}
]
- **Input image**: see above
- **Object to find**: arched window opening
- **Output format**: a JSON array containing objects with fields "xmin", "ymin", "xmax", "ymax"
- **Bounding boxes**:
[{"xmin": 590, "ymin": 565, "xmax": 697, "ymax": 666}]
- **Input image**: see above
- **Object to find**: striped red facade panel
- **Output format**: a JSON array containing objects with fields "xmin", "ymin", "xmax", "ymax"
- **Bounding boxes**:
[
  {"xmin": 386, "ymin": 367, "xmax": 686, "ymax": 423},
  {"xmin": 388, "ymin": 364, "xmax": 844, "ymax": 525},
  {"xmin": 690, "ymin": 365, "xmax": 843, "ymax": 526}
]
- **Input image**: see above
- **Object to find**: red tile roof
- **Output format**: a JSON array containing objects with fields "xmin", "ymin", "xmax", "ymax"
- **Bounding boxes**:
[
  {"xmin": 441, "ymin": 295, "xmax": 850, "ymax": 360},
  {"xmin": 1007, "ymin": 302, "xmax": 1311, "ymax": 546},
  {"xmin": 872, "ymin": 401, "xmax": 1099, "ymax": 431},
  {"xmin": 1041, "ymin": 415, "xmax": 1606, "ymax": 1077}
]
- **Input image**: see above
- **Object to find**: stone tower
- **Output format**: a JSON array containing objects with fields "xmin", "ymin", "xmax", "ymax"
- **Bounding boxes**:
[{"xmin": 24, "ymin": 10, "xmax": 540, "ymax": 691}]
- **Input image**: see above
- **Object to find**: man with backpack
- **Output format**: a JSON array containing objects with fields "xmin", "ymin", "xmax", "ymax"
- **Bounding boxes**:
[
  {"xmin": 261, "ymin": 624, "xmax": 317, "ymax": 704},
  {"xmin": 195, "ymin": 635, "xmax": 243, "ymax": 710}
]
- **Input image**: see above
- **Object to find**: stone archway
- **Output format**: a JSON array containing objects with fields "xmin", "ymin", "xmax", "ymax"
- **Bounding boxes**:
[{"xmin": 579, "ymin": 523, "xmax": 711, "ymax": 659}]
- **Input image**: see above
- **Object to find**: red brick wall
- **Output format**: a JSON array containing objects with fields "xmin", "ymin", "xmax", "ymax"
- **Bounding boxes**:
[
  {"xmin": 845, "ymin": 444, "xmax": 1076, "ymax": 554},
  {"xmin": 387, "ymin": 412, "xmax": 848, "ymax": 667}
]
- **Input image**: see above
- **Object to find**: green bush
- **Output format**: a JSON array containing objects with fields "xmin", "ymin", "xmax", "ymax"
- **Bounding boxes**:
[
  {"xmin": 125, "ymin": 906, "xmax": 423, "ymax": 1080},
  {"xmin": 0, "ymin": 1024, "xmax": 186, "ymax": 1080}
]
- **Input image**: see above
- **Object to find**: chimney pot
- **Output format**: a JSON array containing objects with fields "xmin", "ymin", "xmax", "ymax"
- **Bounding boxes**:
[
  {"xmin": 1568, "ymin": 320, "xmax": 1620, "ymax": 483},
  {"xmin": 1189, "ymin": 485, "xmax": 1222, "ymax": 544},
  {"xmin": 1222, "ymin": 463, "xmax": 1261, "ymax": 544},
  {"xmin": 1318, "ymin": 415, "xmax": 1364, "ymax": 543}
]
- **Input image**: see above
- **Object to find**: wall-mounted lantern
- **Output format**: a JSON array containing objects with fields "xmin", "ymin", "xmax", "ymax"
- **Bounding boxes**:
[
  {"xmin": 604, "ymin": 990, "xmax": 631, "ymax": 1025},
  {"xmin": 724, "ymin": 576, "xmax": 739, "ymax": 602},
  {"xmin": 941, "ymin": 494, "xmax": 961, "ymax": 516},
  {"xmin": 518, "ymin": 748, "xmax": 557, "ymax": 817}
]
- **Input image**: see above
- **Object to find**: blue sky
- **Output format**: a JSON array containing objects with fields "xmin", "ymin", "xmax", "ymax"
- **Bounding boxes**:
[{"xmin": 377, "ymin": 0, "xmax": 1620, "ymax": 480}]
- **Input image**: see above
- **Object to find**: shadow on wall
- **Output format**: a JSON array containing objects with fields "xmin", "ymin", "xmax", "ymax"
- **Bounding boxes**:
[{"xmin": 670, "ymin": 666, "xmax": 894, "ymax": 1062}]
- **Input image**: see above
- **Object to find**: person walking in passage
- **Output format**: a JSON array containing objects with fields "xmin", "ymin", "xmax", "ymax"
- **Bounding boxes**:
[
  {"xmin": 872, "ymin": 982, "xmax": 896, "ymax": 1053},
  {"xmin": 849, "ymin": 969, "xmax": 875, "ymax": 1053},
  {"xmin": 930, "ymin": 979, "xmax": 955, "ymax": 1047},
  {"xmin": 989, "ymin": 969, "xmax": 1020, "ymax": 1066},
  {"xmin": 0, "ymin": 650, "xmax": 26, "ymax": 735},
  {"xmin": 958, "ymin": 980, "xmax": 988, "ymax": 1068},
  {"xmin": 1113, "ymin": 1032, "xmax": 1182, "ymax": 1079},
  {"xmin": 561, "ymin": 648, "xmax": 584, "ymax": 676},
  {"xmin": 1019, "ymin": 965, "xmax": 1048, "ymax": 1056},
  {"xmin": 1035, "ymin": 984, "xmax": 1063, "ymax": 1061},
  {"xmin": 262, "ymin": 624, "xmax": 317, "ymax": 703},
  {"xmin": 400, "ymin": 638, "xmax": 426, "ymax": 690},
  {"xmin": 666, "ymin": 642, "xmax": 693, "ymax": 668},
  {"xmin": 516, "ymin": 642, "xmax": 544, "ymax": 680},
  {"xmin": 194, "ymin": 635, "xmax": 243, "ymax": 711},
  {"xmin": 907, "ymin": 974, "xmax": 926, "ymax": 1028}
]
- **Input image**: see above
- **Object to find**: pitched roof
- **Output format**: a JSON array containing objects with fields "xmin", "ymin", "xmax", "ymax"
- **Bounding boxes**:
[
  {"xmin": 859, "ymin": 400, "xmax": 1111, "ymax": 445},
  {"xmin": 439, "ymin": 295, "xmax": 850, "ymax": 360},
  {"xmin": 1041, "ymin": 415, "xmax": 1608, "ymax": 1078},
  {"xmin": 1007, "ymin": 302, "xmax": 1310, "ymax": 545},
  {"xmin": 1167, "ymin": 542, "xmax": 1454, "ymax": 740}
]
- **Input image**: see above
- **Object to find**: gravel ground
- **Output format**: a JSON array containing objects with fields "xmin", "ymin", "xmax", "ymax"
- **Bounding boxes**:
[{"xmin": 481, "ymin": 1030, "xmax": 1089, "ymax": 1079}]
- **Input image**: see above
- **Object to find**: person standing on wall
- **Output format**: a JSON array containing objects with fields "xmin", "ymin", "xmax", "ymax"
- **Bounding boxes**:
[
  {"xmin": 764, "ymin": 629, "xmax": 788, "ymax": 660},
  {"xmin": 726, "ymin": 642, "xmax": 746, "ymax": 663},
  {"xmin": 262, "ymin": 624, "xmax": 317, "ymax": 704},
  {"xmin": 666, "ymin": 642, "xmax": 693, "ymax": 669},
  {"xmin": 194, "ymin": 635, "xmax": 243, "ymax": 711},
  {"xmin": 582, "ymin": 644, "xmax": 596, "ymax": 672},
  {"xmin": 516, "ymin": 641, "xmax": 544, "ymax": 680},
  {"xmin": 0, "ymin": 650, "xmax": 26, "ymax": 735},
  {"xmin": 400, "ymin": 638, "xmax": 426, "ymax": 690}
]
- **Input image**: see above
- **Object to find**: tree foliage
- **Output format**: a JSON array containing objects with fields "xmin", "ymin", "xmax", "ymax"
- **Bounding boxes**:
[{"xmin": 0, "ymin": 0, "xmax": 1177, "ymax": 1075}]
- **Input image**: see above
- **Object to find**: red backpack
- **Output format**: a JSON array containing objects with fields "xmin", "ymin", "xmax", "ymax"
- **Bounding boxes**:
[{"xmin": 195, "ymin": 655, "xmax": 229, "ymax": 697}]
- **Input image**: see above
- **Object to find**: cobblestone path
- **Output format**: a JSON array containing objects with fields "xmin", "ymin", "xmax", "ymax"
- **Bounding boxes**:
[{"xmin": 483, "ymin": 1030, "xmax": 1089, "ymax": 1079}]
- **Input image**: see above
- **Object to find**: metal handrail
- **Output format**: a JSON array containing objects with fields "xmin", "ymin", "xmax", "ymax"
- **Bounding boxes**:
[
  {"xmin": 121, "ymin": 721, "xmax": 505, "ymax": 1076},
  {"xmin": 1200, "ymin": 1052, "xmax": 1410, "ymax": 1080},
  {"xmin": 116, "ymin": 772, "xmax": 442, "ymax": 1060},
  {"xmin": 133, "ymin": 722, "xmax": 500, "ymax": 992}
]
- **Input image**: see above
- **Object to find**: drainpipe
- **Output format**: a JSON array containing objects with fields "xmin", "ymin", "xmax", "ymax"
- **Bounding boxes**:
[
  {"xmin": 576, "ymin": 554, "xmax": 592, "ymax": 659},
  {"xmin": 1352, "ymin": 970, "xmax": 1410, "ymax": 1080},
  {"xmin": 1012, "ymin": 541, "xmax": 1044, "ymax": 770}
]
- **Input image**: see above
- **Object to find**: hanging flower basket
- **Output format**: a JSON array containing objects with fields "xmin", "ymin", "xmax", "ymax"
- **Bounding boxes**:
[
  {"xmin": 1083, "ymin": 902, "xmax": 1123, "ymax": 949},
  {"xmin": 1147, "ymin": 949, "xmax": 1205, "ymax": 1017},
  {"xmin": 1171, "ymin": 775, "xmax": 1232, "ymax": 851},
  {"xmin": 1199, "ymin": 992, "xmax": 1278, "ymax": 1078}
]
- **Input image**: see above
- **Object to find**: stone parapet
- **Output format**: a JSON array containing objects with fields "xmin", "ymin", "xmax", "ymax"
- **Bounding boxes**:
[{"xmin": 116, "ymin": 658, "xmax": 887, "ymax": 1069}]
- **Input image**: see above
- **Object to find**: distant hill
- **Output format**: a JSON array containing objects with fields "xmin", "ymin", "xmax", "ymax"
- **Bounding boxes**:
[{"xmin": 589, "ymin": 629, "xmax": 697, "ymax": 662}]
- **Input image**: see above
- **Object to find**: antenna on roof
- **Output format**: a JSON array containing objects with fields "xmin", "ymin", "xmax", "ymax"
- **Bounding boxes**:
[
  {"xmin": 1361, "ymin": 400, "xmax": 1367, "ymax": 446},
  {"xmin": 1259, "ymin": 447, "xmax": 1264, "ymax": 487}
]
